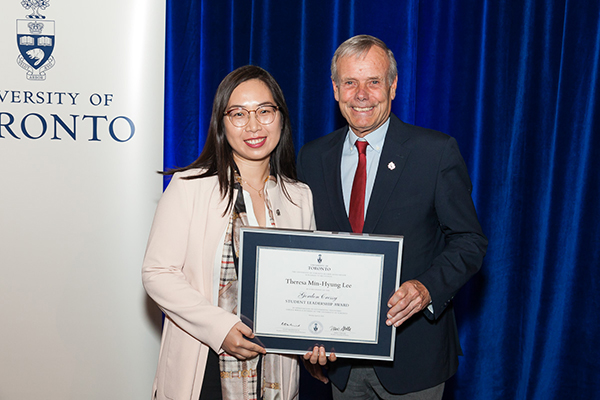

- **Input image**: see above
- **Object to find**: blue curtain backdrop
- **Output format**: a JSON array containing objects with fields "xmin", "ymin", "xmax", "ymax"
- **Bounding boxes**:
[{"xmin": 163, "ymin": 1, "xmax": 600, "ymax": 399}]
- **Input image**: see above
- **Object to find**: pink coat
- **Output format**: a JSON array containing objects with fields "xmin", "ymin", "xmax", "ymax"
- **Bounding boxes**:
[{"xmin": 142, "ymin": 169, "xmax": 315, "ymax": 400}]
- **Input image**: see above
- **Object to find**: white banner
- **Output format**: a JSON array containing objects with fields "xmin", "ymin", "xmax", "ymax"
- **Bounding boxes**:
[{"xmin": 0, "ymin": 1, "xmax": 165, "ymax": 399}]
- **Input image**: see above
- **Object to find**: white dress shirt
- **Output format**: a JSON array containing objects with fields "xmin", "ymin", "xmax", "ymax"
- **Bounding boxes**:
[{"xmin": 340, "ymin": 118, "xmax": 390, "ymax": 218}]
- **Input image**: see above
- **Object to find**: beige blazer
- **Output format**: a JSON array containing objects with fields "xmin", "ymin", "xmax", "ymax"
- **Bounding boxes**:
[{"xmin": 142, "ymin": 169, "xmax": 315, "ymax": 400}]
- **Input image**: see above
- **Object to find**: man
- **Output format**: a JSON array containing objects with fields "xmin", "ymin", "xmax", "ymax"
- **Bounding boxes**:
[{"xmin": 297, "ymin": 35, "xmax": 487, "ymax": 399}]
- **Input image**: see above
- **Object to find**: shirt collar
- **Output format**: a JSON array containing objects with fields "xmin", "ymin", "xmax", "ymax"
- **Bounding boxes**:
[
  {"xmin": 346, "ymin": 117, "xmax": 390, "ymax": 153},
  {"xmin": 264, "ymin": 174, "xmax": 278, "ymax": 191}
]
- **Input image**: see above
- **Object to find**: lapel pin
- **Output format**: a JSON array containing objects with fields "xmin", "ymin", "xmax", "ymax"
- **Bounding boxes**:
[{"xmin": 388, "ymin": 161, "xmax": 396, "ymax": 170}]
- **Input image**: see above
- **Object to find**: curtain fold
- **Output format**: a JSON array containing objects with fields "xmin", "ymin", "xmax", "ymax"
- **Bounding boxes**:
[{"xmin": 164, "ymin": 1, "xmax": 600, "ymax": 398}]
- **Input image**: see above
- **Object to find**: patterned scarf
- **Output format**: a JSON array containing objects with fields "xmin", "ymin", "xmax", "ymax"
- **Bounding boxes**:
[{"xmin": 218, "ymin": 171, "xmax": 280, "ymax": 400}]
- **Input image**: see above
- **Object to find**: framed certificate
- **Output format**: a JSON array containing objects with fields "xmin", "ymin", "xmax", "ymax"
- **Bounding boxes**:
[{"xmin": 238, "ymin": 227, "xmax": 403, "ymax": 361}]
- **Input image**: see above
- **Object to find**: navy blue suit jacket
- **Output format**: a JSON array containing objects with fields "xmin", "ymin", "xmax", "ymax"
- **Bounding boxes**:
[{"xmin": 297, "ymin": 114, "xmax": 487, "ymax": 394}]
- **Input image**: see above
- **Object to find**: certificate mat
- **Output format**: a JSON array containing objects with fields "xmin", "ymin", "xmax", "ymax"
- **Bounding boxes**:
[{"xmin": 238, "ymin": 228, "xmax": 403, "ymax": 361}]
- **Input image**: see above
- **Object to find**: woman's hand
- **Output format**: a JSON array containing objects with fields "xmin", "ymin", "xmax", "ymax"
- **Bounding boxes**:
[
  {"xmin": 221, "ymin": 321, "xmax": 266, "ymax": 360},
  {"xmin": 302, "ymin": 345, "xmax": 337, "ymax": 384}
]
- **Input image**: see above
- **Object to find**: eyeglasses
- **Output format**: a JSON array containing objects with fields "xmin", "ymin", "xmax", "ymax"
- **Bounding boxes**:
[{"xmin": 224, "ymin": 105, "xmax": 279, "ymax": 127}]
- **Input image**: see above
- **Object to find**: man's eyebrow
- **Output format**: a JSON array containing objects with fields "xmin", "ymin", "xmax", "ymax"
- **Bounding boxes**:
[{"xmin": 339, "ymin": 76, "xmax": 384, "ymax": 82}]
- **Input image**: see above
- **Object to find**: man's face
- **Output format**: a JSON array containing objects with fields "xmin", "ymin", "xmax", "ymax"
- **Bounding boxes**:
[{"xmin": 332, "ymin": 46, "xmax": 397, "ymax": 138}]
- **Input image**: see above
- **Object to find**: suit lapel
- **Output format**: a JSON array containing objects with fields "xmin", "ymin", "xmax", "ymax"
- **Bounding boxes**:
[
  {"xmin": 321, "ymin": 130, "xmax": 353, "ymax": 232},
  {"xmin": 363, "ymin": 116, "xmax": 411, "ymax": 233}
]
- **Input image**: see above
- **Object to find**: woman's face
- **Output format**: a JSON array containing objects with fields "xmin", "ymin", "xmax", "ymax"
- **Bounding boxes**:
[{"xmin": 224, "ymin": 79, "xmax": 282, "ymax": 166}]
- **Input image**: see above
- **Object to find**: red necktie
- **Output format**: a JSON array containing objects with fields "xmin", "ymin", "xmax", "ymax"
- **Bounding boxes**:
[{"xmin": 349, "ymin": 140, "xmax": 368, "ymax": 233}]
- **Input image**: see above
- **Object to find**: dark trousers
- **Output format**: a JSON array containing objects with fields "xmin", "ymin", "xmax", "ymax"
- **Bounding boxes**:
[{"xmin": 199, "ymin": 349, "xmax": 222, "ymax": 400}]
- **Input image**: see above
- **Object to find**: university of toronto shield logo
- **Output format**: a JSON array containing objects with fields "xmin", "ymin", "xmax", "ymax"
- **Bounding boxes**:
[{"xmin": 16, "ymin": 1, "xmax": 55, "ymax": 80}]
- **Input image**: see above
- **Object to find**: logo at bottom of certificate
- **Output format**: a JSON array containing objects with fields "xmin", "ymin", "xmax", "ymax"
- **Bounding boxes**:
[{"xmin": 309, "ymin": 321, "xmax": 323, "ymax": 335}]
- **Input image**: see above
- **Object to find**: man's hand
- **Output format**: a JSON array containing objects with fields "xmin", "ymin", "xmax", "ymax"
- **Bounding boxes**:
[
  {"xmin": 386, "ymin": 280, "xmax": 431, "ymax": 327},
  {"xmin": 221, "ymin": 321, "xmax": 266, "ymax": 360},
  {"xmin": 302, "ymin": 345, "xmax": 337, "ymax": 384}
]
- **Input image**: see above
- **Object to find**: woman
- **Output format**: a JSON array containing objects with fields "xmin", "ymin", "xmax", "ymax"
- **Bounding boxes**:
[{"xmin": 142, "ymin": 65, "xmax": 315, "ymax": 400}]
